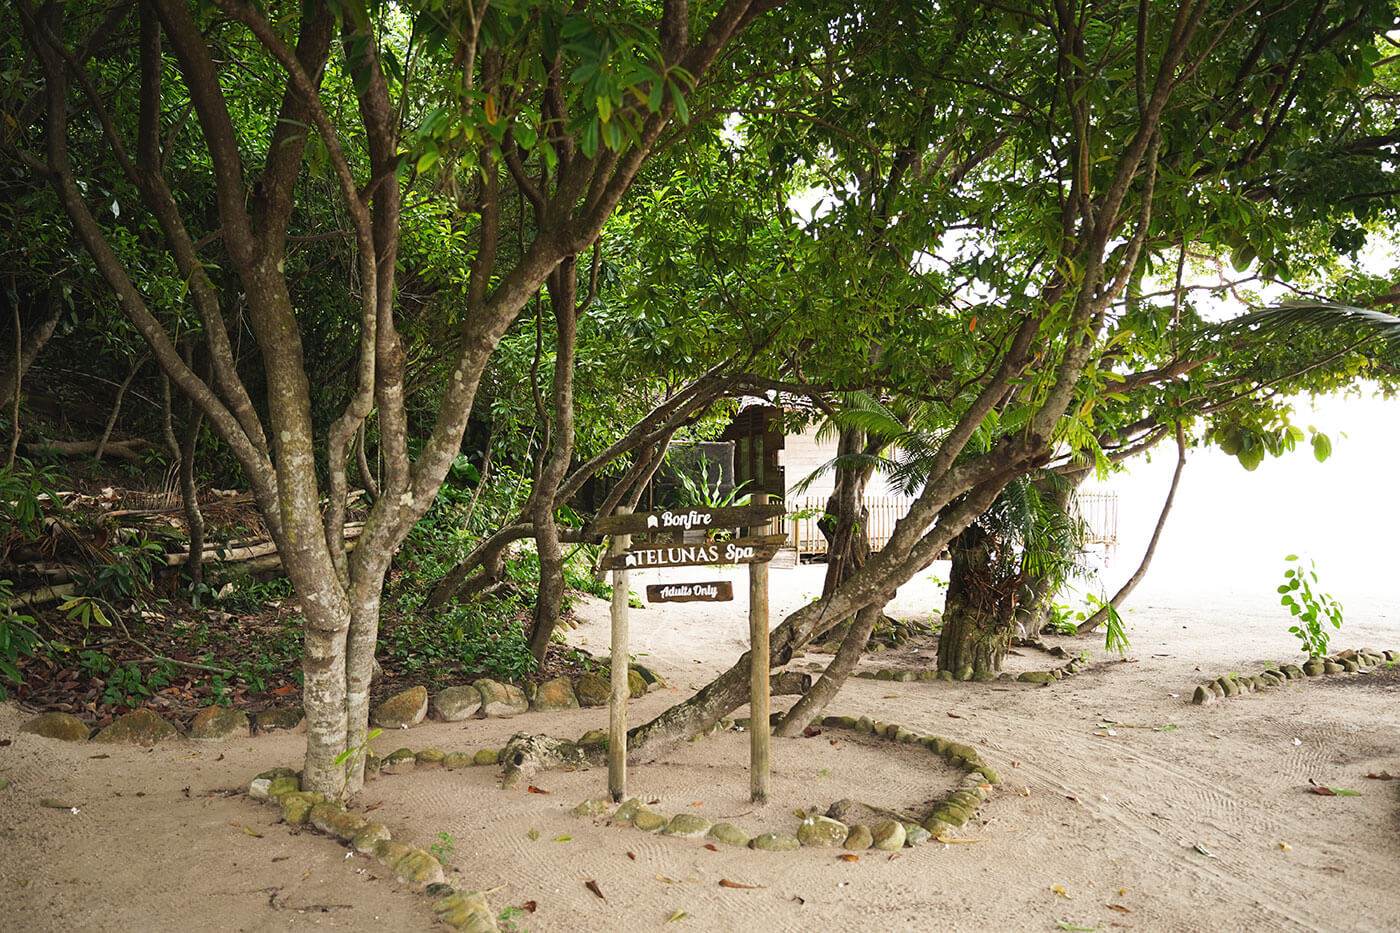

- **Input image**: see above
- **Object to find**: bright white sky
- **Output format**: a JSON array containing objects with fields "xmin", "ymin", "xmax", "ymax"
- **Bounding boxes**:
[{"xmin": 1089, "ymin": 388, "xmax": 1400, "ymax": 607}]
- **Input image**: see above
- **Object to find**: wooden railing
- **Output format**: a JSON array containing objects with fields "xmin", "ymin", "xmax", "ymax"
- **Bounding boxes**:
[{"xmin": 780, "ymin": 490, "xmax": 1119, "ymax": 562}]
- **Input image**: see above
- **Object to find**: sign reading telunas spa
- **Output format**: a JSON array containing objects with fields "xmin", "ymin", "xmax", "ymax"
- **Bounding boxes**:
[{"xmin": 600, "ymin": 533, "xmax": 787, "ymax": 570}]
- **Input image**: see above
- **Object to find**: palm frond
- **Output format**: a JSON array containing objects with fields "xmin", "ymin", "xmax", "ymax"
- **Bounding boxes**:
[{"xmin": 1225, "ymin": 301, "xmax": 1400, "ymax": 350}]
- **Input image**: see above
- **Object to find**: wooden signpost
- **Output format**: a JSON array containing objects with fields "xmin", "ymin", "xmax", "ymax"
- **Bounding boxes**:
[{"xmin": 601, "ymin": 500, "xmax": 784, "ymax": 803}]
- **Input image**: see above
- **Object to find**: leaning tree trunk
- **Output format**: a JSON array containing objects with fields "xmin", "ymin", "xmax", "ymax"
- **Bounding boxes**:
[
  {"xmin": 773, "ymin": 601, "xmax": 882, "ymax": 736},
  {"xmin": 937, "ymin": 525, "xmax": 1017, "ymax": 678},
  {"xmin": 1079, "ymin": 422, "xmax": 1186, "ymax": 634}
]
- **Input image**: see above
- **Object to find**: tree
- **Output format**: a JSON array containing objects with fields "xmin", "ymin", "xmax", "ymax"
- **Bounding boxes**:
[
  {"xmin": 11, "ymin": 0, "xmax": 784, "ymax": 795},
  {"xmin": 623, "ymin": 0, "xmax": 1400, "ymax": 756}
]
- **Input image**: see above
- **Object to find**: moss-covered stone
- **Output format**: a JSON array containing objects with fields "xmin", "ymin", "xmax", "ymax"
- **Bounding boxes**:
[
  {"xmin": 854, "ymin": 715, "xmax": 876, "ymax": 734},
  {"xmin": 279, "ymin": 792, "xmax": 319, "ymax": 825},
  {"xmin": 1303, "ymin": 657, "xmax": 1326, "ymax": 676},
  {"xmin": 473, "ymin": 748, "xmax": 499, "ymax": 766},
  {"xmin": 372, "ymin": 686, "xmax": 429, "ymax": 729},
  {"xmin": 750, "ymin": 833, "xmax": 800, "ymax": 851},
  {"xmin": 936, "ymin": 670, "xmax": 955, "ymax": 681},
  {"xmin": 843, "ymin": 824, "xmax": 873, "ymax": 850},
  {"xmin": 391, "ymin": 848, "xmax": 446, "ymax": 886},
  {"xmin": 632, "ymin": 809, "xmax": 667, "ymax": 832},
  {"xmin": 894, "ymin": 671, "xmax": 919, "ymax": 683},
  {"xmin": 434, "ymin": 891, "xmax": 494, "ymax": 932},
  {"xmin": 93, "ymin": 709, "xmax": 180, "ymax": 744},
  {"xmin": 797, "ymin": 816, "xmax": 848, "ymax": 847},
  {"xmin": 443, "ymin": 751, "xmax": 475, "ymax": 769},
  {"xmin": 973, "ymin": 764, "xmax": 1001, "ymax": 785},
  {"xmin": 532, "ymin": 676, "xmax": 580, "ymax": 711},
  {"xmin": 663, "ymin": 813, "xmax": 712, "ymax": 838},
  {"xmin": 628, "ymin": 669, "xmax": 648, "ymax": 698},
  {"xmin": 708, "ymin": 823, "xmax": 750, "ymax": 847},
  {"xmin": 266, "ymin": 775, "xmax": 301, "ymax": 799},
  {"xmin": 575, "ymin": 673, "xmax": 610, "ymax": 707},
  {"xmin": 921, "ymin": 817, "xmax": 954, "ymax": 837},
  {"xmin": 474, "ymin": 679, "xmax": 528, "ymax": 717},
  {"xmin": 415, "ymin": 748, "xmax": 446, "ymax": 766},
  {"xmin": 1017, "ymin": 671, "xmax": 1054, "ymax": 684},
  {"xmin": 352, "ymin": 822, "xmax": 391, "ymax": 853},
  {"xmin": 953, "ymin": 666, "xmax": 974, "ymax": 682},
  {"xmin": 253, "ymin": 706, "xmax": 305, "ymax": 733},
  {"xmin": 871, "ymin": 819, "xmax": 906, "ymax": 851},
  {"xmin": 611, "ymin": 798, "xmax": 643, "ymax": 825},
  {"xmin": 1323, "ymin": 660, "xmax": 1343, "ymax": 674},
  {"xmin": 572, "ymin": 797, "xmax": 611, "ymax": 817},
  {"xmin": 972, "ymin": 670, "xmax": 997, "ymax": 682},
  {"xmin": 189, "ymin": 706, "xmax": 250, "ymax": 741},
  {"xmin": 21, "ymin": 711, "xmax": 92, "ymax": 742},
  {"xmin": 903, "ymin": 822, "xmax": 932, "ymax": 846}
]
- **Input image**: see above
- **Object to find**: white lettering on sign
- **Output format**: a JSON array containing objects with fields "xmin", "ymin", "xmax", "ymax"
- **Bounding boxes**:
[
  {"xmin": 658, "ymin": 583, "xmax": 721, "ymax": 599},
  {"xmin": 623, "ymin": 544, "xmax": 721, "ymax": 568},
  {"xmin": 643, "ymin": 509, "xmax": 716, "ymax": 531},
  {"xmin": 724, "ymin": 542, "xmax": 756, "ymax": 562}
]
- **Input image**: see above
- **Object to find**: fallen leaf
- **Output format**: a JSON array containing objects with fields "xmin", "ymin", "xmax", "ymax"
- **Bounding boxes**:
[
  {"xmin": 936, "ymin": 835, "xmax": 984, "ymax": 844},
  {"xmin": 703, "ymin": 844, "xmax": 719, "ymax": 852},
  {"xmin": 39, "ymin": 799, "xmax": 75, "ymax": 809},
  {"xmin": 666, "ymin": 909, "xmax": 688, "ymax": 923},
  {"xmin": 271, "ymin": 684, "xmax": 297, "ymax": 695},
  {"xmin": 1055, "ymin": 923, "xmax": 1101, "ymax": 932},
  {"xmin": 1366, "ymin": 771, "xmax": 1396, "ymax": 781},
  {"xmin": 1052, "ymin": 884, "xmax": 1072, "ymax": 899},
  {"xmin": 585, "ymin": 880, "xmax": 606, "ymax": 901},
  {"xmin": 364, "ymin": 801, "xmax": 383, "ymax": 812},
  {"xmin": 1107, "ymin": 904, "xmax": 1133, "ymax": 913},
  {"xmin": 1278, "ymin": 842, "xmax": 1291, "ymax": 850},
  {"xmin": 553, "ymin": 835, "xmax": 572, "ymax": 842},
  {"xmin": 887, "ymin": 852, "xmax": 901, "ymax": 861},
  {"xmin": 718, "ymin": 879, "xmax": 763, "ymax": 889},
  {"xmin": 1310, "ymin": 785, "xmax": 1361, "ymax": 797},
  {"xmin": 882, "ymin": 694, "xmax": 900, "ymax": 699},
  {"xmin": 527, "ymin": 785, "xmax": 552, "ymax": 795},
  {"xmin": 1193, "ymin": 843, "xmax": 1217, "ymax": 858},
  {"xmin": 1292, "ymin": 738, "xmax": 1302, "ymax": 746},
  {"xmin": 0, "ymin": 779, "xmax": 9, "ymax": 792},
  {"xmin": 88, "ymin": 754, "xmax": 110, "ymax": 760},
  {"xmin": 271, "ymin": 856, "xmax": 289, "ymax": 862},
  {"xmin": 947, "ymin": 711, "xmax": 962, "ymax": 718},
  {"xmin": 521, "ymin": 901, "xmax": 537, "ymax": 913},
  {"xmin": 237, "ymin": 824, "xmax": 264, "ymax": 838},
  {"xmin": 691, "ymin": 801, "xmax": 703, "ymax": 807},
  {"xmin": 839, "ymin": 854, "xmax": 859, "ymax": 862},
  {"xmin": 648, "ymin": 798, "xmax": 661, "ymax": 805},
  {"xmin": 802, "ymin": 726, "xmax": 822, "ymax": 737},
  {"xmin": 626, "ymin": 851, "xmax": 635, "ymax": 860},
  {"xmin": 656, "ymin": 874, "xmax": 679, "ymax": 884},
  {"xmin": 527, "ymin": 828, "xmax": 539, "ymax": 841}
]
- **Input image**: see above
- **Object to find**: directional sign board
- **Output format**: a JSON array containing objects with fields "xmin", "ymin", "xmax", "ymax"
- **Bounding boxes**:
[
  {"xmin": 646, "ymin": 581, "xmax": 734, "ymax": 603},
  {"xmin": 589, "ymin": 503, "xmax": 784, "ymax": 537},
  {"xmin": 599, "ymin": 533, "xmax": 787, "ymax": 571}
]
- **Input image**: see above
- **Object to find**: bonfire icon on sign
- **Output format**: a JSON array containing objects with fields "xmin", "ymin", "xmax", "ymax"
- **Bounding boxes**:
[{"xmin": 646, "ymin": 515, "xmax": 659, "ymax": 528}]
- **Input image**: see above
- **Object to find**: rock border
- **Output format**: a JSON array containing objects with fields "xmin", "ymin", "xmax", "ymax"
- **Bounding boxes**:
[
  {"xmin": 15, "ymin": 664, "xmax": 668, "ymax": 746},
  {"xmin": 1189, "ymin": 647, "xmax": 1399, "ymax": 705},
  {"xmin": 852, "ymin": 655, "xmax": 1085, "ymax": 685},
  {"xmin": 247, "ymin": 767, "xmax": 497, "ymax": 932}
]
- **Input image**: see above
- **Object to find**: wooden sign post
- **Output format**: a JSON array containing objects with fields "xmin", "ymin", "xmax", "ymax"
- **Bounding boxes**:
[
  {"xmin": 748, "ymin": 492, "xmax": 770, "ymax": 803},
  {"xmin": 597, "ymin": 501, "xmax": 785, "ymax": 805},
  {"xmin": 608, "ymin": 507, "xmax": 631, "ymax": 802}
]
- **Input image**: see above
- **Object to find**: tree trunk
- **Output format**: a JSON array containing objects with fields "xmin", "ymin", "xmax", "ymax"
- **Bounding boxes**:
[
  {"xmin": 1079, "ymin": 422, "xmax": 1186, "ymax": 633},
  {"xmin": 773, "ymin": 601, "xmax": 880, "ymax": 736},
  {"xmin": 528, "ymin": 257, "xmax": 580, "ymax": 665},
  {"xmin": 1012, "ymin": 471, "xmax": 1084, "ymax": 637},
  {"xmin": 0, "ymin": 288, "xmax": 63, "ymax": 410},
  {"xmin": 818, "ymin": 426, "xmax": 877, "ymax": 598},
  {"xmin": 936, "ymin": 525, "xmax": 1016, "ymax": 678}
]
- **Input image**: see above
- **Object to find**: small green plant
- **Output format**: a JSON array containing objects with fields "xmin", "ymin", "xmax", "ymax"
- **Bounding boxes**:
[
  {"xmin": 672, "ymin": 457, "xmax": 752, "ymax": 509},
  {"xmin": 332, "ymin": 727, "xmax": 383, "ymax": 798},
  {"xmin": 429, "ymin": 831, "xmax": 456, "ymax": 868},
  {"xmin": 1278, "ymin": 554, "xmax": 1343, "ymax": 658},
  {"xmin": 497, "ymin": 905, "xmax": 529, "ymax": 932}
]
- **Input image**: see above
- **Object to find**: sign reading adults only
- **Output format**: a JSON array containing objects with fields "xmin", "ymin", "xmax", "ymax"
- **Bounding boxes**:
[{"xmin": 590, "ymin": 503, "xmax": 786, "ymax": 571}]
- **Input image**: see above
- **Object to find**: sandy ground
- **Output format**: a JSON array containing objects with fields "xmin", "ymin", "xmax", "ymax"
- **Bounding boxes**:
[{"xmin": 2, "ymin": 563, "xmax": 1398, "ymax": 932}]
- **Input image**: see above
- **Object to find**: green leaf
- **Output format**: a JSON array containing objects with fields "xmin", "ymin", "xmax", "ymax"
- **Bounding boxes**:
[{"xmin": 1311, "ymin": 432, "xmax": 1332, "ymax": 462}]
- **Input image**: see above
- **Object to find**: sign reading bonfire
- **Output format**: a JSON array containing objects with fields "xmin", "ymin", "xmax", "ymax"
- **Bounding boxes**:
[{"xmin": 598, "ymin": 500, "xmax": 785, "ymax": 805}]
